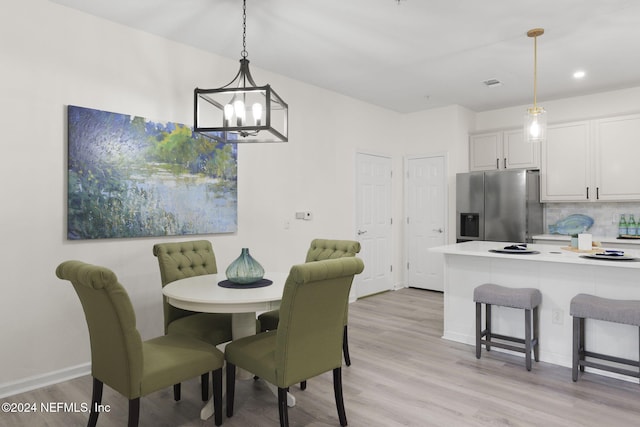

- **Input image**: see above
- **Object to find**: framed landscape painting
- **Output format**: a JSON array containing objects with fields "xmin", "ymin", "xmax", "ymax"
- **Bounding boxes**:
[{"xmin": 67, "ymin": 105, "xmax": 237, "ymax": 240}]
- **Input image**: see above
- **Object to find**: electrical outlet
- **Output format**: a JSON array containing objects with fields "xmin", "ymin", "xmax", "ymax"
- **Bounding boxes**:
[{"xmin": 552, "ymin": 308, "xmax": 564, "ymax": 325}]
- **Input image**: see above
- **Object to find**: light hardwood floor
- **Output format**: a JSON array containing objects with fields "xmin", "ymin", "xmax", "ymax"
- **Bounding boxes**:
[{"xmin": 3, "ymin": 288, "xmax": 640, "ymax": 426}]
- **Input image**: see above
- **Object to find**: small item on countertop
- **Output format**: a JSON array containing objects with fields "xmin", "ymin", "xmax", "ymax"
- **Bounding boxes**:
[
  {"xmin": 597, "ymin": 249, "xmax": 625, "ymax": 257},
  {"xmin": 592, "ymin": 241, "xmax": 601, "ymax": 247},
  {"xmin": 578, "ymin": 233, "xmax": 592, "ymax": 251},
  {"xmin": 628, "ymin": 214, "xmax": 637, "ymax": 236},
  {"xmin": 504, "ymin": 244, "xmax": 527, "ymax": 251},
  {"xmin": 570, "ymin": 234, "xmax": 578, "ymax": 248},
  {"xmin": 548, "ymin": 214, "xmax": 594, "ymax": 235},
  {"xmin": 618, "ymin": 214, "xmax": 628, "ymax": 236}
]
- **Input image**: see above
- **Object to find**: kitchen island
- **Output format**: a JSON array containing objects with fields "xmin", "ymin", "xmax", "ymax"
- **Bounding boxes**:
[{"xmin": 431, "ymin": 241, "xmax": 640, "ymax": 378}]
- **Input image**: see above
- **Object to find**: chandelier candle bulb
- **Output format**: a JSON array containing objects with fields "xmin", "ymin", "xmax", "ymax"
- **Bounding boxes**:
[{"xmin": 252, "ymin": 103, "xmax": 263, "ymax": 126}]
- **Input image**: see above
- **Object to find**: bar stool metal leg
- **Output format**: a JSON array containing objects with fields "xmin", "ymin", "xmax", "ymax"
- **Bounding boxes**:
[
  {"xmin": 475, "ymin": 302, "xmax": 482, "ymax": 359},
  {"xmin": 486, "ymin": 304, "xmax": 492, "ymax": 352},
  {"xmin": 572, "ymin": 316, "xmax": 581, "ymax": 382},
  {"xmin": 525, "ymin": 308, "xmax": 532, "ymax": 371},
  {"xmin": 533, "ymin": 306, "xmax": 540, "ymax": 362}
]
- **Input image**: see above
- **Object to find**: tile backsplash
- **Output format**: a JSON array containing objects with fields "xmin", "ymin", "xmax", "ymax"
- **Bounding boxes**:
[{"xmin": 544, "ymin": 202, "xmax": 640, "ymax": 237}]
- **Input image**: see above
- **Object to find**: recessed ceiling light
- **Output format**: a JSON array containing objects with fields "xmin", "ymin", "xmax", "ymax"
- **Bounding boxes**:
[{"xmin": 573, "ymin": 70, "xmax": 586, "ymax": 79}]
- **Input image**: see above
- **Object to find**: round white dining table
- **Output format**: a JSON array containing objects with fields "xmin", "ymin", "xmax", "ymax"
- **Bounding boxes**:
[{"xmin": 162, "ymin": 272, "xmax": 292, "ymax": 420}]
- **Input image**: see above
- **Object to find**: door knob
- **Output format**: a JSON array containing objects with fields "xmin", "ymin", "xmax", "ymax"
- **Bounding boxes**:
[
  {"xmin": 357, "ymin": 230, "xmax": 367, "ymax": 235},
  {"xmin": 433, "ymin": 228, "xmax": 443, "ymax": 233}
]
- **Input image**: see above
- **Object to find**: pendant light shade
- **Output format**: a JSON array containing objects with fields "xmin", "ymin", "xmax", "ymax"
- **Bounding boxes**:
[
  {"xmin": 524, "ymin": 28, "xmax": 546, "ymax": 144},
  {"xmin": 194, "ymin": 0, "xmax": 288, "ymax": 143}
]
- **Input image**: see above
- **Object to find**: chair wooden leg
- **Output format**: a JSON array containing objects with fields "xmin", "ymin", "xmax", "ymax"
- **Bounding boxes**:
[
  {"xmin": 226, "ymin": 362, "xmax": 236, "ymax": 418},
  {"xmin": 333, "ymin": 367, "xmax": 348, "ymax": 426},
  {"xmin": 343, "ymin": 325, "xmax": 351, "ymax": 366},
  {"xmin": 88, "ymin": 378, "xmax": 103, "ymax": 427},
  {"xmin": 173, "ymin": 383, "xmax": 181, "ymax": 401},
  {"xmin": 212, "ymin": 369, "xmax": 222, "ymax": 426},
  {"xmin": 278, "ymin": 387, "xmax": 290, "ymax": 427},
  {"xmin": 128, "ymin": 398, "xmax": 140, "ymax": 427},
  {"xmin": 201, "ymin": 373, "xmax": 209, "ymax": 401}
]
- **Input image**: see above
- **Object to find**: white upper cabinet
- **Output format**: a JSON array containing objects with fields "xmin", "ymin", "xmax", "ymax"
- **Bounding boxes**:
[
  {"xmin": 469, "ymin": 130, "xmax": 539, "ymax": 171},
  {"xmin": 594, "ymin": 114, "xmax": 640, "ymax": 201},
  {"xmin": 541, "ymin": 114, "xmax": 640, "ymax": 202},
  {"xmin": 504, "ymin": 129, "xmax": 540, "ymax": 169},
  {"xmin": 469, "ymin": 132, "xmax": 502, "ymax": 171},
  {"xmin": 540, "ymin": 121, "xmax": 591, "ymax": 202}
]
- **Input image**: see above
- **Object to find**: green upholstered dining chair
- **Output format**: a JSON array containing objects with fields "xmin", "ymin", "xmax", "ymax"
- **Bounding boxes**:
[
  {"xmin": 153, "ymin": 240, "xmax": 232, "ymax": 401},
  {"xmin": 56, "ymin": 260, "xmax": 224, "ymax": 427},
  {"xmin": 226, "ymin": 257, "xmax": 365, "ymax": 427},
  {"xmin": 257, "ymin": 239, "xmax": 361, "ymax": 366}
]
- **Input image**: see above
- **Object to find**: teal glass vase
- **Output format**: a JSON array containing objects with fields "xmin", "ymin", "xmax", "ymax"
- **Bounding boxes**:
[{"xmin": 225, "ymin": 248, "xmax": 265, "ymax": 284}]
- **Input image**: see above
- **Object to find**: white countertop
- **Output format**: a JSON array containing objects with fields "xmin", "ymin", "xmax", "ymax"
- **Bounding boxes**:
[
  {"xmin": 431, "ymin": 240, "xmax": 640, "ymax": 269},
  {"xmin": 533, "ymin": 234, "xmax": 640, "ymax": 246}
]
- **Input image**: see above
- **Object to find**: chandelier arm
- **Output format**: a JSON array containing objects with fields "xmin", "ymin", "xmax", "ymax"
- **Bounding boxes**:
[{"xmin": 218, "ymin": 66, "xmax": 245, "ymax": 90}]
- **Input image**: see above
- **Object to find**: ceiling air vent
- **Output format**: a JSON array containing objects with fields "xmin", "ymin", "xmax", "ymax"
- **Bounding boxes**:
[{"xmin": 482, "ymin": 79, "xmax": 503, "ymax": 87}]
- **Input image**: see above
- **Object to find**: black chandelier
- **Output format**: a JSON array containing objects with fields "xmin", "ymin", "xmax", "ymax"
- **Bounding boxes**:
[{"xmin": 193, "ymin": 0, "xmax": 288, "ymax": 143}]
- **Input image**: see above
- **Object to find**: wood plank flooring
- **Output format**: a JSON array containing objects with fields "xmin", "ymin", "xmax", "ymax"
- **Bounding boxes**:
[{"xmin": 3, "ymin": 288, "xmax": 640, "ymax": 426}]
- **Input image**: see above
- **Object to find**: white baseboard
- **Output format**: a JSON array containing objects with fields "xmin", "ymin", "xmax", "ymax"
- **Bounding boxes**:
[{"xmin": 0, "ymin": 363, "xmax": 90, "ymax": 399}]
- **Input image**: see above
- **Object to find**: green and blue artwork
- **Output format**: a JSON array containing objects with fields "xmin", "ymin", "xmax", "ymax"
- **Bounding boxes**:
[{"xmin": 67, "ymin": 105, "xmax": 237, "ymax": 240}]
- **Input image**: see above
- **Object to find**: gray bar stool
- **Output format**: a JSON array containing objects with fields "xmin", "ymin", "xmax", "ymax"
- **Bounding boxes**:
[
  {"xmin": 570, "ymin": 293, "xmax": 640, "ymax": 382},
  {"xmin": 474, "ymin": 283, "xmax": 542, "ymax": 371}
]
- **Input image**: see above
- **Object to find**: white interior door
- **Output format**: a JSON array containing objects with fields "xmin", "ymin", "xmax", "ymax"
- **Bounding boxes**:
[
  {"xmin": 406, "ymin": 155, "xmax": 447, "ymax": 291},
  {"xmin": 355, "ymin": 152, "xmax": 392, "ymax": 298}
]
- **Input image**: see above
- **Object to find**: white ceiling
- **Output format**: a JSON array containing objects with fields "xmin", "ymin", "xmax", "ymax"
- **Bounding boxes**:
[{"xmin": 50, "ymin": 0, "xmax": 640, "ymax": 113}]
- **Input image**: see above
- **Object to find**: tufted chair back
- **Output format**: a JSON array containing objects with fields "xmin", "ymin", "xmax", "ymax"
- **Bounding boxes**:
[
  {"xmin": 153, "ymin": 240, "xmax": 218, "ymax": 332},
  {"xmin": 274, "ymin": 257, "xmax": 365, "ymax": 386},
  {"xmin": 56, "ymin": 260, "xmax": 144, "ymax": 398},
  {"xmin": 305, "ymin": 239, "xmax": 361, "ymax": 263}
]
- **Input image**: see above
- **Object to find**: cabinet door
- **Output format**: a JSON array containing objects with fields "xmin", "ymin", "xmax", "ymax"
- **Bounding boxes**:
[
  {"xmin": 540, "ymin": 121, "xmax": 591, "ymax": 202},
  {"xmin": 503, "ymin": 129, "xmax": 539, "ymax": 169},
  {"xmin": 469, "ymin": 132, "xmax": 501, "ymax": 171},
  {"xmin": 595, "ymin": 114, "xmax": 640, "ymax": 201}
]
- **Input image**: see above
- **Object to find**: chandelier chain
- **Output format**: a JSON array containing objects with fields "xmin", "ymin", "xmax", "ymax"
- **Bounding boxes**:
[{"xmin": 241, "ymin": 0, "xmax": 248, "ymax": 58}]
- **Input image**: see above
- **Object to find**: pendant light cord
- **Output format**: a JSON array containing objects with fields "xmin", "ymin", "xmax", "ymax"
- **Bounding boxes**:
[{"xmin": 533, "ymin": 34, "xmax": 538, "ymax": 109}]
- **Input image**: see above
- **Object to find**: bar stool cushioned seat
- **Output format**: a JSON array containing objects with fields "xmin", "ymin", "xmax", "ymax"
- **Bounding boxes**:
[
  {"xmin": 570, "ymin": 293, "xmax": 640, "ymax": 381},
  {"xmin": 474, "ymin": 283, "xmax": 542, "ymax": 371}
]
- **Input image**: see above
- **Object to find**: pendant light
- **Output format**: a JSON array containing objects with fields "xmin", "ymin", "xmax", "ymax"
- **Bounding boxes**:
[
  {"xmin": 194, "ymin": 0, "xmax": 288, "ymax": 143},
  {"xmin": 524, "ymin": 28, "xmax": 546, "ymax": 144}
]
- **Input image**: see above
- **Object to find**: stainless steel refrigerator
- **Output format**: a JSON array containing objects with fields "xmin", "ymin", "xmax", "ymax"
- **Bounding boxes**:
[{"xmin": 456, "ymin": 169, "xmax": 543, "ymax": 243}]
